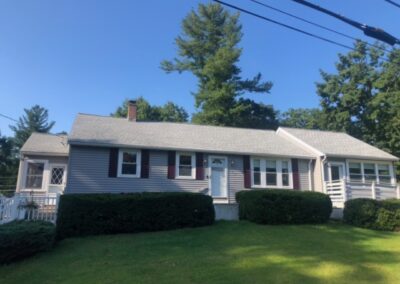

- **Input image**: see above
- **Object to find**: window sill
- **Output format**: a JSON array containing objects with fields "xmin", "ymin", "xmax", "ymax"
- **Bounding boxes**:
[
  {"xmin": 117, "ymin": 175, "xmax": 140, "ymax": 178},
  {"xmin": 251, "ymin": 186, "xmax": 293, "ymax": 190},
  {"xmin": 19, "ymin": 189, "xmax": 47, "ymax": 192},
  {"xmin": 175, "ymin": 176, "xmax": 196, "ymax": 180}
]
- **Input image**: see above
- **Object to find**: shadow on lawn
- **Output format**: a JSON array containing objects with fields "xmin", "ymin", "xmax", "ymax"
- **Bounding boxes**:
[{"xmin": 211, "ymin": 222, "xmax": 399, "ymax": 284}]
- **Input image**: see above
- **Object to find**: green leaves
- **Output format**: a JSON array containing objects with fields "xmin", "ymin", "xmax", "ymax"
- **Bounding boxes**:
[
  {"xmin": 111, "ymin": 97, "xmax": 189, "ymax": 123},
  {"xmin": 162, "ymin": 3, "xmax": 276, "ymax": 129}
]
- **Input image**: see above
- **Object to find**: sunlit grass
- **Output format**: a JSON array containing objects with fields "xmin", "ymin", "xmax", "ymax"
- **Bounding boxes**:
[{"xmin": 1, "ymin": 221, "xmax": 399, "ymax": 284}]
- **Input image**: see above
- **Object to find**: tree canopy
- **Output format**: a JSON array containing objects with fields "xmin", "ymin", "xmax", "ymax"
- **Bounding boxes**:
[
  {"xmin": 279, "ymin": 108, "xmax": 323, "ymax": 129},
  {"xmin": 112, "ymin": 97, "xmax": 188, "ymax": 122},
  {"xmin": 9, "ymin": 105, "xmax": 55, "ymax": 149},
  {"xmin": 161, "ymin": 3, "xmax": 277, "ymax": 129}
]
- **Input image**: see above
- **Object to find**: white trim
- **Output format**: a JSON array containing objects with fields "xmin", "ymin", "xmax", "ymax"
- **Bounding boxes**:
[
  {"xmin": 250, "ymin": 157, "xmax": 293, "ymax": 189},
  {"xmin": 346, "ymin": 159, "xmax": 395, "ymax": 185},
  {"xmin": 117, "ymin": 149, "xmax": 141, "ymax": 178},
  {"xmin": 175, "ymin": 152, "xmax": 195, "ymax": 179},
  {"xmin": 208, "ymin": 156, "xmax": 228, "ymax": 198},
  {"xmin": 277, "ymin": 128, "xmax": 325, "ymax": 156},
  {"xmin": 308, "ymin": 159, "xmax": 313, "ymax": 191},
  {"xmin": 21, "ymin": 159, "xmax": 49, "ymax": 191},
  {"xmin": 327, "ymin": 162, "xmax": 346, "ymax": 182}
]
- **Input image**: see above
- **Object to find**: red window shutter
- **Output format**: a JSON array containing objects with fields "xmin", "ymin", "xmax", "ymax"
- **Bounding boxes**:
[
  {"xmin": 141, "ymin": 150, "xmax": 150, "ymax": 178},
  {"xmin": 243, "ymin": 155, "xmax": 251, "ymax": 188},
  {"xmin": 292, "ymin": 158, "xmax": 300, "ymax": 190},
  {"xmin": 167, "ymin": 151, "xmax": 176, "ymax": 179},
  {"xmin": 196, "ymin": 152, "xmax": 204, "ymax": 180},
  {"xmin": 108, "ymin": 148, "xmax": 119, "ymax": 178}
]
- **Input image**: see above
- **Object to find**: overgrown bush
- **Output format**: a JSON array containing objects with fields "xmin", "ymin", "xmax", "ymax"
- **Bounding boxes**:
[
  {"xmin": 236, "ymin": 189, "xmax": 332, "ymax": 224},
  {"xmin": 344, "ymin": 198, "xmax": 400, "ymax": 231},
  {"xmin": 56, "ymin": 192, "xmax": 215, "ymax": 239},
  {"xmin": 0, "ymin": 221, "xmax": 55, "ymax": 265}
]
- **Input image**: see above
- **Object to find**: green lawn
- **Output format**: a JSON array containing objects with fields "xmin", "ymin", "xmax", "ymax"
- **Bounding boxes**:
[{"xmin": 1, "ymin": 222, "xmax": 400, "ymax": 284}]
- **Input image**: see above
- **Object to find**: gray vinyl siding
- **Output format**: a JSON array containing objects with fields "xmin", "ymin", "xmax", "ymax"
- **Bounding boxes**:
[
  {"xmin": 66, "ymin": 146, "xmax": 209, "ymax": 195},
  {"xmin": 298, "ymin": 159, "xmax": 311, "ymax": 191},
  {"xmin": 66, "ymin": 146, "xmax": 314, "ymax": 203},
  {"xmin": 227, "ymin": 155, "xmax": 244, "ymax": 203}
]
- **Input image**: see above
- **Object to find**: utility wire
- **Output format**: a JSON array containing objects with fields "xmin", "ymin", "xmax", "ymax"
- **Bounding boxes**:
[
  {"xmin": 0, "ymin": 113, "xmax": 18, "ymax": 123},
  {"xmin": 291, "ymin": 0, "xmax": 400, "ymax": 45},
  {"xmin": 213, "ymin": 0, "xmax": 356, "ymax": 51},
  {"xmin": 249, "ymin": 0, "xmax": 392, "ymax": 54},
  {"xmin": 384, "ymin": 0, "xmax": 400, "ymax": 9}
]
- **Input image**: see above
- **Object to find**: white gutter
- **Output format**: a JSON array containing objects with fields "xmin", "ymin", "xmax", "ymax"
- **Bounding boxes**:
[{"xmin": 321, "ymin": 155, "xmax": 328, "ymax": 193}]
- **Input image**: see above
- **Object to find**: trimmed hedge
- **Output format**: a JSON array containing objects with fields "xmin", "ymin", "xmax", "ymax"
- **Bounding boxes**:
[
  {"xmin": 236, "ymin": 189, "xmax": 332, "ymax": 224},
  {"xmin": 0, "ymin": 221, "xmax": 55, "ymax": 265},
  {"xmin": 343, "ymin": 198, "xmax": 400, "ymax": 231},
  {"xmin": 56, "ymin": 192, "xmax": 215, "ymax": 239}
]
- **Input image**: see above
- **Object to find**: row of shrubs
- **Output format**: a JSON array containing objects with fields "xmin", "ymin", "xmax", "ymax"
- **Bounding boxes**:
[
  {"xmin": 236, "ymin": 189, "xmax": 332, "ymax": 224},
  {"xmin": 343, "ymin": 198, "xmax": 400, "ymax": 231}
]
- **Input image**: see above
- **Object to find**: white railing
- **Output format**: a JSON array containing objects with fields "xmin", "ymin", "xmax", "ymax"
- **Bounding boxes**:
[
  {"xmin": 325, "ymin": 179, "xmax": 400, "ymax": 207},
  {"xmin": 0, "ymin": 193, "xmax": 60, "ymax": 224}
]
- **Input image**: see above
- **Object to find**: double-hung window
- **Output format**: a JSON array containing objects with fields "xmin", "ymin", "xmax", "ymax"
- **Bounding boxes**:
[
  {"xmin": 176, "ymin": 152, "xmax": 195, "ymax": 179},
  {"xmin": 118, "ymin": 149, "xmax": 141, "ymax": 178},
  {"xmin": 378, "ymin": 164, "xmax": 391, "ymax": 184},
  {"xmin": 349, "ymin": 163, "xmax": 362, "ymax": 182},
  {"xmin": 24, "ymin": 161, "xmax": 46, "ymax": 189},
  {"xmin": 251, "ymin": 158, "xmax": 292, "ymax": 188}
]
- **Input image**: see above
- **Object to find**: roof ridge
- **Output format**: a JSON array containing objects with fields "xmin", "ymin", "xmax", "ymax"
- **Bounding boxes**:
[
  {"xmin": 76, "ymin": 113, "xmax": 277, "ymax": 133},
  {"xmin": 280, "ymin": 126, "xmax": 347, "ymax": 135}
]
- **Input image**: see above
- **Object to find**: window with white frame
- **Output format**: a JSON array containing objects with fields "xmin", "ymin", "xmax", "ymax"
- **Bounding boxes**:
[
  {"xmin": 378, "ymin": 164, "xmax": 391, "ymax": 184},
  {"xmin": 50, "ymin": 166, "xmax": 66, "ymax": 185},
  {"xmin": 118, "ymin": 149, "xmax": 141, "ymax": 177},
  {"xmin": 25, "ymin": 162, "xmax": 45, "ymax": 189},
  {"xmin": 251, "ymin": 158, "xmax": 292, "ymax": 188},
  {"xmin": 348, "ymin": 161, "xmax": 394, "ymax": 184},
  {"xmin": 349, "ymin": 162, "xmax": 362, "ymax": 182},
  {"xmin": 176, "ymin": 152, "xmax": 195, "ymax": 178}
]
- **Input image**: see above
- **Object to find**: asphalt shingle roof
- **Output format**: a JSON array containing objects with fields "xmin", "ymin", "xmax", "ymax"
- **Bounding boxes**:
[
  {"xmin": 280, "ymin": 127, "xmax": 398, "ymax": 161},
  {"xmin": 68, "ymin": 114, "xmax": 314, "ymax": 158},
  {"xmin": 21, "ymin": 133, "xmax": 69, "ymax": 156}
]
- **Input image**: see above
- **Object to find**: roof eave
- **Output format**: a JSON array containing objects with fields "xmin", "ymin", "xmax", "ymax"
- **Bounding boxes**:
[{"xmin": 326, "ymin": 153, "xmax": 399, "ymax": 162}]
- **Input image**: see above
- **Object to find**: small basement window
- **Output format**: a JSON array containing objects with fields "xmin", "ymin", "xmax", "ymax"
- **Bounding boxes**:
[{"xmin": 118, "ymin": 149, "xmax": 141, "ymax": 178}]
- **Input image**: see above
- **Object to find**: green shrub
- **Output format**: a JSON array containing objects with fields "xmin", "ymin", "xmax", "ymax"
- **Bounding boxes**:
[
  {"xmin": 236, "ymin": 189, "xmax": 332, "ymax": 224},
  {"xmin": 0, "ymin": 221, "xmax": 55, "ymax": 265},
  {"xmin": 343, "ymin": 199, "xmax": 379, "ymax": 228},
  {"xmin": 56, "ymin": 192, "xmax": 215, "ymax": 239},
  {"xmin": 343, "ymin": 198, "xmax": 400, "ymax": 231}
]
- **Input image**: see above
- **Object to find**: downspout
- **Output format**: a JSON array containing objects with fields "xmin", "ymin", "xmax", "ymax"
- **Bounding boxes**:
[
  {"xmin": 308, "ymin": 159, "xmax": 313, "ymax": 191},
  {"xmin": 320, "ymin": 155, "xmax": 327, "ymax": 193}
]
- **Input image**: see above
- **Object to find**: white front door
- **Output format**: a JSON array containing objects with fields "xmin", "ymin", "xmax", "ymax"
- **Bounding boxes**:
[
  {"xmin": 329, "ymin": 163, "xmax": 345, "ymax": 182},
  {"xmin": 209, "ymin": 156, "xmax": 228, "ymax": 198}
]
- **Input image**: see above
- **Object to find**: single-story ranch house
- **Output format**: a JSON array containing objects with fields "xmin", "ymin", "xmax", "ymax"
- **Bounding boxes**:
[{"xmin": 16, "ymin": 101, "xmax": 399, "ymax": 218}]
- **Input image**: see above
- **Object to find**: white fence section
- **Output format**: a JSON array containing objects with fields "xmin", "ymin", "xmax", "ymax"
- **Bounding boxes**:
[
  {"xmin": 325, "ymin": 179, "xmax": 400, "ymax": 208},
  {"xmin": 0, "ymin": 194, "xmax": 60, "ymax": 224}
]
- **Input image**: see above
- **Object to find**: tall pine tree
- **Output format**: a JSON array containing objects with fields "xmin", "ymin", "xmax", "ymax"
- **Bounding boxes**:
[
  {"xmin": 161, "ymin": 3, "xmax": 277, "ymax": 129},
  {"xmin": 10, "ymin": 105, "xmax": 55, "ymax": 149}
]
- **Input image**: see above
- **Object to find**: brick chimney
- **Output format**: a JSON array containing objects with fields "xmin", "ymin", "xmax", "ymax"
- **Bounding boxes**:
[{"xmin": 127, "ymin": 100, "xmax": 137, "ymax": 121}]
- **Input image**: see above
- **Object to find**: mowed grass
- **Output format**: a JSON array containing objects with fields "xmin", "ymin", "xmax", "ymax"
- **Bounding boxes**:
[{"xmin": 1, "ymin": 221, "xmax": 400, "ymax": 284}]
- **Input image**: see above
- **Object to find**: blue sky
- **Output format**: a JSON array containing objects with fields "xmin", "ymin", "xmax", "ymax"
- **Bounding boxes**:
[{"xmin": 0, "ymin": 0, "xmax": 399, "ymax": 136}]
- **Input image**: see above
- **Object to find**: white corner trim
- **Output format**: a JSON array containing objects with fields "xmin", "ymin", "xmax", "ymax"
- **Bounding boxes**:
[{"xmin": 276, "ymin": 128, "xmax": 324, "ymax": 157}]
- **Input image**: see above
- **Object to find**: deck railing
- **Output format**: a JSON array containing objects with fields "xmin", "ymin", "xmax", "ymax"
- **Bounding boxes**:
[
  {"xmin": 325, "ymin": 179, "xmax": 400, "ymax": 207},
  {"xmin": 0, "ymin": 193, "xmax": 59, "ymax": 224}
]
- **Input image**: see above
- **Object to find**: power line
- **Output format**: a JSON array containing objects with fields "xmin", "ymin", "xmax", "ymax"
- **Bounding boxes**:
[
  {"xmin": 213, "ymin": 0, "xmax": 356, "ymax": 51},
  {"xmin": 384, "ymin": 0, "xmax": 400, "ymax": 9},
  {"xmin": 291, "ymin": 0, "xmax": 400, "ymax": 45},
  {"xmin": 0, "ymin": 113, "xmax": 18, "ymax": 123},
  {"xmin": 249, "ymin": 0, "xmax": 392, "ymax": 54}
]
